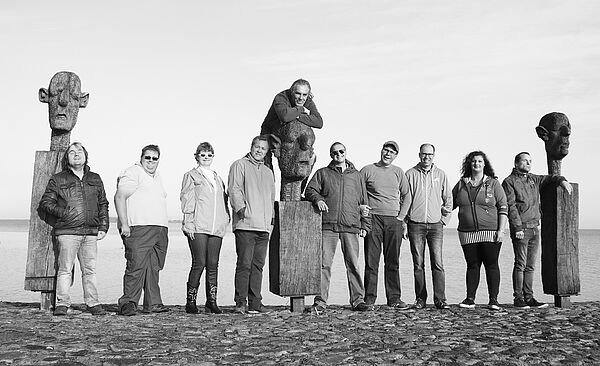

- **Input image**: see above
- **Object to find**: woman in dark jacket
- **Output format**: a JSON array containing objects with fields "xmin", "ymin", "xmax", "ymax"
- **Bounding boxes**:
[
  {"xmin": 452, "ymin": 151, "xmax": 508, "ymax": 311},
  {"xmin": 39, "ymin": 142, "xmax": 109, "ymax": 316}
]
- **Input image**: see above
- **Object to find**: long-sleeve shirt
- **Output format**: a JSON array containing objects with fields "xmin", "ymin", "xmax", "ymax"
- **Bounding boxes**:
[
  {"xmin": 260, "ymin": 89, "xmax": 323, "ymax": 136},
  {"xmin": 405, "ymin": 164, "xmax": 452, "ymax": 225},
  {"xmin": 360, "ymin": 162, "xmax": 411, "ymax": 219}
]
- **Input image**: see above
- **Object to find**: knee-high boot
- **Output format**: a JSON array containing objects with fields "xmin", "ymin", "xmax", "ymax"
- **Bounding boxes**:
[
  {"xmin": 205, "ymin": 284, "xmax": 222, "ymax": 314},
  {"xmin": 186, "ymin": 283, "xmax": 199, "ymax": 314}
]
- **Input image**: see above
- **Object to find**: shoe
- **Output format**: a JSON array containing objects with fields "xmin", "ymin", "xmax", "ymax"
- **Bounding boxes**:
[
  {"xmin": 488, "ymin": 298, "xmax": 501, "ymax": 311},
  {"xmin": 205, "ymin": 285, "xmax": 222, "ymax": 314},
  {"xmin": 412, "ymin": 298, "xmax": 426, "ymax": 309},
  {"xmin": 459, "ymin": 298, "xmax": 475, "ymax": 309},
  {"xmin": 513, "ymin": 298, "xmax": 530, "ymax": 309},
  {"xmin": 53, "ymin": 305, "xmax": 68, "ymax": 316},
  {"xmin": 311, "ymin": 303, "xmax": 326, "ymax": 314},
  {"xmin": 186, "ymin": 283, "xmax": 199, "ymax": 314},
  {"xmin": 247, "ymin": 305, "xmax": 271, "ymax": 314},
  {"xmin": 526, "ymin": 298, "xmax": 549, "ymax": 309},
  {"xmin": 88, "ymin": 304, "xmax": 106, "ymax": 315},
  {"xmin": 141, "ymin": 304, "xmax": 170, "ymax": 313},
  {"xmin": 119, "ymin": 302, "xmax": 137, "ymax": 316},
  {"xmin": 388, "ymin": 300, "xmax": 409, "ymax": 310},
  {"xmin": 352, "ymin": 302, "xmax": 372, "ymax": 312},
  {"xmin": 235, "ymin": 302, "xmax": 247, "ymax": 314},
  {"xmin": 364, "ymin": 298, "xmax": 375, "ymax": 306},
  {"xmin": 435, "ymin": 301, "xmax": 450, "ymax": 310}
]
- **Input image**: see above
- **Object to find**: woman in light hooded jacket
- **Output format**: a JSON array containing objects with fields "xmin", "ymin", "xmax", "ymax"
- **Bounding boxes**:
[{"xmin": 180, "ymin": 142, "xmax": 230, "ymax": 314}]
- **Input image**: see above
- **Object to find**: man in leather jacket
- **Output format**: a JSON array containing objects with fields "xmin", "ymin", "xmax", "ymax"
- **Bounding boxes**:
[{"xmin": 39, "ymin": 142, "xmax": 109, "ymax": 316}]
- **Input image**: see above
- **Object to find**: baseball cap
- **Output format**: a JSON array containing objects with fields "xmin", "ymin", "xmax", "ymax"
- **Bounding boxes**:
[{"xmin": 382, "ymin": 141, "xmax": 399, "ymax": 153}]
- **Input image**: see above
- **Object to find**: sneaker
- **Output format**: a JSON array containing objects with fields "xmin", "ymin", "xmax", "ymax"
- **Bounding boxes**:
[
  {"xmin": 235, "ymin": 302, "xmax": 247, "ymax": 314},
  {"xmin": 141, "ymin": 304, "xmax": 170, "ymax": 313},
  {"xmin": 88, "ymin": 304, "xmax": 106, "ymax": 315},
  {"xmin": 388, "ymin": 300, "xmax": 409, "ymax": 310},
  {"xmin": 352, "ymin": 302, "xmax": 372, "ymax": 312},
  {"xmin": 513, "ymin": 298, "xmax": 530, "ymax": 309},
  {"xmin": 412, "ymin": 298, "xmax": 426, "ymax": 309},
  {"xmin": 488, "ymin": 298, "xmax": 501, "ymax": 311},
  {"xmin": 459, "ymin": 298, "xmax": 475, "ymax": 309},
  {"xmin": 312, "ymin": 303, "xmax": 326, "ymax": 313},
  {"xmin": 119, "ymin": 302, "xmax": 137, "ymax": 316},
  {"xmin": 435, "ymin": 301, "xmax": 450, "ymax": 310},
  {"xmin": 526, "ymin": 298, "xmax": 549, "ymax": 309},
  {"xmin": 247, "ymin": 305, "xmax": 271, "ymax": 314},
  {"xmin": 53, "ymin": 305, "xmax": 68, "ymax": 316}
]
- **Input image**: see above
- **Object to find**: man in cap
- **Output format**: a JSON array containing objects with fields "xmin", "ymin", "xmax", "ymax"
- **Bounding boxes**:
[{"xmin": 360, "ymin": 141, "xmax": 411, "ymax": 308}]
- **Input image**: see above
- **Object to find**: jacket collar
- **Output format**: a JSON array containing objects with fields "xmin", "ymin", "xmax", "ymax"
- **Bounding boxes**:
[
  {"xmin": 244, "ymin": 153, "xmax": 265, "ymax": 167},
  {"xmin": 327, "ymin": 159, "xmax": 357, "ymax": 173},
  {"xmin": 511, "ymin": 168, "xmax": 529, "ymax": 177}
]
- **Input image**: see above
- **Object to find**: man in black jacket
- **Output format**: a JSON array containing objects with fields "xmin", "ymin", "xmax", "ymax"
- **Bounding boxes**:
[
  {"xmin": 305, "ymin": 142, "xmax": 371, "ymax": 312},
  {"xmin": 39, "ymin": 142, "xmax": 109, "ymax": 316}
]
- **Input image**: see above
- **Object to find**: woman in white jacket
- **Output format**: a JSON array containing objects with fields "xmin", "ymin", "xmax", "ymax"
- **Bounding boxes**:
[{"xmin": 180, "ymin": 142, "xmax": 230, "ymax": 314}]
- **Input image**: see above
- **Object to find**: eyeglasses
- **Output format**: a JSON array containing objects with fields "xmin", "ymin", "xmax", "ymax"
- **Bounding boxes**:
[
  {"xmin": 331, "ymin": 149, "xmax": 345, "ymax": 156},
  {"xmin": 143, "ymin": 156, "xmax": 159, "ymax": 161},
  {"xmin": 199, "ymin": 153, "xmax": 214, "ymax": 158},
  {"xmin": 382, "ymin": 148, "xmax": 397, "ymax": 155}
]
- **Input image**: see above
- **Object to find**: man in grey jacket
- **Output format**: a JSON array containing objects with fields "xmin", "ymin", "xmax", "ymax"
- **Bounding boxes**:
[
  {"xmin": 502, "ymin": 152, "xmax": 572, "ymax": 309},
  {"xmin": 228, "ymin": 135, "xmax": 276, "ymax": 314},
  {"xmin": 405, "ymin": 143, "xmax": 452, "ymax": 310},
  {"xmin": 305, "ymin": 142, "xmax": 371, "ymax": 312}
]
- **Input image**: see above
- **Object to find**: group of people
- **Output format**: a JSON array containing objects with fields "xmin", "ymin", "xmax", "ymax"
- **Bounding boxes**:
[{"xmin": 38, "ymin": 78, "xmax": 573, "ymax": 316}]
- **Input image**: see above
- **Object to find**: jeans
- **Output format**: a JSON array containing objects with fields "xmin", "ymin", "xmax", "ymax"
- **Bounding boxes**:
[
  {"xmin": 461, "ymin": 241, "xmax": 502, "ymax": 300},
  {"xmin": 118, "ymin": 226, "xmax": 169, "ymax": 309},
  {"xmin": 234, "ymin": 230, "xmax": 269, "ymax": 308},
  {"xmin": 408, "ymin": 222, "xmax": 446, "ymax": 304},
  {"xmin": 56, "ymin": 235, "xmax": 100, "ymax": 307},
  {"xmin": 511, "ymin": 227, "xmax": 540, "ymax": 300},
  {"xmin": 364, "ymin": 214, "xmax": 404, "ymax": 305},
  {"xmin": 314, "ymin": 230, "xmax": 365, "ymax": 308},
  {"xmin": 187, "ymin": 233, "xmax": 223, "ymax": 297}
]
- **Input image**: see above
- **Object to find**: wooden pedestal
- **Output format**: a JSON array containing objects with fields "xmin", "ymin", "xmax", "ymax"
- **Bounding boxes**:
[
  {"xmin": 269, "ymin": 201, "xmax": 321, "ymax": 312},
  {"xmin": 24, "ymin": 150, "xmax": 64, "ymax": 310},
  {"xmin": 540, "ymin": 183, "xmax": 580, "ymax": 308}
]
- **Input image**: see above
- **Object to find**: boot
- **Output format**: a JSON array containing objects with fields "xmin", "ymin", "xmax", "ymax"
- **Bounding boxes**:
[
  {"xmin": 186, "ymin": 283, "xmax": 198, "ymax": 314},
  {"xmin": 205, "ymin": 284, "xmax": 222, "ymax": 314}
]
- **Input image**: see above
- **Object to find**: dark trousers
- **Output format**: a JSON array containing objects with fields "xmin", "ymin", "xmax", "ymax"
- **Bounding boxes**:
[
  {"xmin": 364, "ymin": 214, "xmax": 404, "ymax": 305},
  {"xmin": 187, "ymin": 233, "xmax": 223, "ymax": 298},
  {"xmin": 118, "ymin": 226, "xmax": 168, "ymax": 309},
  {"xmin": 234, "ymin": 230, "xmax": 269, "ymax": 307},
  {"xmin": 461, "ymin": 241, "xmax": 501, "ymax": 300}
]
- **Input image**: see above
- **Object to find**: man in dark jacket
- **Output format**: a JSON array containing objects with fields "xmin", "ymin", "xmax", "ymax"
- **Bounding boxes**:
[
  {"xmin": 260, "ymin": 78, "xmax": 323, "ymax": 172},
  {"xmin": 502, "ymin": 152, "xmax": 572, "ymax": 309},
  {"xmin": 305, "ymin": 142, "xmax": 371, "ymax": 312},
  {"xmin": 39, "ymin": 142, "xmax": 109, "ymax": 316}
]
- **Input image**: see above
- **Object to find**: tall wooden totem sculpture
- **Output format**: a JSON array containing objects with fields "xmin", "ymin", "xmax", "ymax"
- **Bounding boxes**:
[
  {"xmin": 24, "ymin": 72, "xmax": 89, "ymax": 310},
  {"xmin": 536, "ymin": 112, "xmax": 580, "ymax": 307},
  {"xmin": 268, "ymin": 121, "xmax": 322, "ymax": 312}
]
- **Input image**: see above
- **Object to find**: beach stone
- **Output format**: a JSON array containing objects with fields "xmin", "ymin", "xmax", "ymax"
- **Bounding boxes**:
[{"xmin": 1, "ymin": 301, "xmax": 599, "ymax": 364}]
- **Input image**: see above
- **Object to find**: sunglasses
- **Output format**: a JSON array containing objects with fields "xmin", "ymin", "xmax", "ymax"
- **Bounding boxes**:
[
  {"xmin": 143, "ymin": 156, "xmax": 159, "ymax": 161},
  {"xmin": 331, "ymin": 149, "xmax": 345, "ymax": 156},
  {"xmin": 199, "ymin": 153, "xmax": 214, "ymax": 158}
]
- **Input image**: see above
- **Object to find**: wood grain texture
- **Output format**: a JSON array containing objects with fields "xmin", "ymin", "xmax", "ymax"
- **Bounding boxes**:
[
  {"xmin": 269, "ymin": 201, "xmax": 321, "ymax": 297},
  {"xmin": 540, "ymin": 183, "xmax": 580, "ymax": 296},
  {"xmin": 24, "ymin": 150, "xmax": 63, "ymax": 292}
]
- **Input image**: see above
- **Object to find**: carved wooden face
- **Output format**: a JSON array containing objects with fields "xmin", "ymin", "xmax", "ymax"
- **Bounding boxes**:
[
  {"xmin": 276, "ymin": 121, "xmax": 316, "ymax": 181},
  {"xmin": 40, "ymin": 72, "xmax": 88, "ymax": 132},
  {"xmin": 545, "ymin": 120, "xmax": 571, "ymax": 160}
]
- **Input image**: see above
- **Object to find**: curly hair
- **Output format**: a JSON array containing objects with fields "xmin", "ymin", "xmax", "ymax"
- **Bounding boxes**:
[{"xmin": 460, "ymin": 150, "xmax": 496, "ymax": 178}]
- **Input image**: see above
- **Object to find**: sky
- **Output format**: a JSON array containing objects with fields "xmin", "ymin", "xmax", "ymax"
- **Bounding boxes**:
[{"xmin": 1, "ymin": 1, "xmax": 599, "ymax": 228}]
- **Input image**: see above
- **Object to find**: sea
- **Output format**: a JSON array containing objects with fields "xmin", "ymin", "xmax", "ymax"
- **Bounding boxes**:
[{"xmin": 1, "ymin": 219, "xmax": 598, "ymax": 307}]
